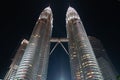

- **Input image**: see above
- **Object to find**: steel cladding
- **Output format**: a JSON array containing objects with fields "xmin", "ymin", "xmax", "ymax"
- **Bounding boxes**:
[
  {"xmin": 66, "ymin": 7, "xmax": 104, "ymax": 80},
  {"xmin": 15, "ymin": 7, "xmax": 53, "ymax": 80}
]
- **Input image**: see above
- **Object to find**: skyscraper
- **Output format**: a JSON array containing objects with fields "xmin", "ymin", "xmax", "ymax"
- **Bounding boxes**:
[
  {"xmin": 89, "ymin": 36, "xmax": 118, "ymax": 80},
  {"xmin": 4, "ymin": 39, "xmax": 28, "ymax": 80},
  {"xmin": 4, "ymin": 6, "xmax": 108, "ymax": 80},
  {"xmin": 15, "ymin": 7, "xmax": 53, "ymax": 80},
  {"xmin": 66, "ymin": 7, "xmax": 103, "ymax": 80}
]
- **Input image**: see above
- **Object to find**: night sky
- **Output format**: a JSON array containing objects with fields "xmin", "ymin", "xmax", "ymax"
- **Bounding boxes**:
[{"xmin": 0, "ymin": 0, "xmax": 120, "ymax": 79}]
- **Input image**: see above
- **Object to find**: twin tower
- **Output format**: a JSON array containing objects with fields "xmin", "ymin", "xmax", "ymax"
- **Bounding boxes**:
[{"xmin": 13, "ymin": 6, "xmax": 104, "ymax": 80}]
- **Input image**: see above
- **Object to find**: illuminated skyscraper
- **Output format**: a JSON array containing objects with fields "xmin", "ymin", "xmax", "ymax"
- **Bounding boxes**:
[
  {"xmin": 66, "ymin": 7, "xmax": 103, "ymax": 80},
  {"xmin": 4, "ymin": 39, "xmax": 28, "ymax": 80},
  {"xmin": 4, "ymin": 6, "xmax": 117, "ymax": 80},
  {"xmin": 15, "ymin": 7, "xmax": 53, "ymax": 80},
  {"xmin": 89, "ymin": 36, "xmax": 118, "ymax": 80}
]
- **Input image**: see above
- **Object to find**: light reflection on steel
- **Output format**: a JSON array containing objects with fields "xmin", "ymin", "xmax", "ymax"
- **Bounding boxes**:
[
  {"xmin": 66, "ymin": 7, "xmax": 104, "ymax": 80},
  {"xmin": 15, "ymin": 6, "xmax": 53, "ymax": 80},
  {"xmin": 4, "ymin": 39, "xmax": 28, "ymax": 80},
  {"xmin": 50, "ymin": 38, "xmax": 68, "ymax": 42},
  {"xmin": 4, "ymin": 6, "xmax": 107, "ymax": 80}
]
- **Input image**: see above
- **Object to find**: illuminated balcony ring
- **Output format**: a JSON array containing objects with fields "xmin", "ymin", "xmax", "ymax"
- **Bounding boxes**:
[
  {"xmin": 66, "ymin": 7, "xmax": 80, "ymax": 23},
  {"xmin": 38, "ymin": 6, "xmax": 53, "ymax": 28}
]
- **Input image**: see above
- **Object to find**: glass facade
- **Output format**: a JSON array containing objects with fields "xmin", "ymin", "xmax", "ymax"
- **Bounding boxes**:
[
  {"xmin": 66, "ymin": 7, "xmax": 103, "ymax": 80},
  {"xmin": 15, "ymin": 7, "xmax": 53, "ymax": 80},
  {"xmin": 4, "ymin": 6, "xmax": 118, "ymax": 80},
  {"xmin": 4, "ymin": 39, "xmax": 28, "ymax": 80},
  {"xmin": 89, "ymin": 36, "xmax": 118, "ymax": 80}
]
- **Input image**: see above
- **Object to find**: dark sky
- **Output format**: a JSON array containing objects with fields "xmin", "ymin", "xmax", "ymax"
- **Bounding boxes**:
[{"xmin": 0, "ymin": 0, "xmax": 120, "ymax": 79}]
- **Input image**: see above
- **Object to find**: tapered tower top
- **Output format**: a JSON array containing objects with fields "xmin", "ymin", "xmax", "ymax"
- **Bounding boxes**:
[
  {"xmin": 21, "ymin": 39, "xmax": 29, "ymax": 44},
  {"xmin": 43, "ymin": 6, "xmax": 52, "ymax": 14},
  {"xmin": 66, "ymin": 6, "xmax": 80, "ymax": 23},
  {"xmin": 39, "ymin": 6, "xmax": 53, "ymax": 20}
]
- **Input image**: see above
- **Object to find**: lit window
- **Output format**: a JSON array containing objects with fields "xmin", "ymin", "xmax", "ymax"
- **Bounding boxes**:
[
  {"xmin": 30, "ymin": 43, "xmax": 35, "ymax": 46},
  {"xmin": 81, "ymin": 37, "xmax": 85, "ymax": 40},
  {"xmin": 73, "ymin": 52, "xmax": 76, "ymax": 54},
  {"xmin": 73, "ymin": 55, "xmax": 77, "ymax": 57},
  {"xmin": 76, "ymin": 74, "xmax": 80, "ymax": 77},
  {"xmin": 29, "ymin": 64, "xmax": 32, "ymax": 67},
  {"xmin": 84, "ymin": 45, "xmax": 87, "ymax": 47},
  {"xmin": 32, "ymin": 34, "xmax": 40, "ymax": 38},
  {"xmin": 37, "ymin": 75, "xmax": 42, "ymax": 77},
  {"xmin": 88, "ymin": 75, "xmax": 92, "ymax": 78}
]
